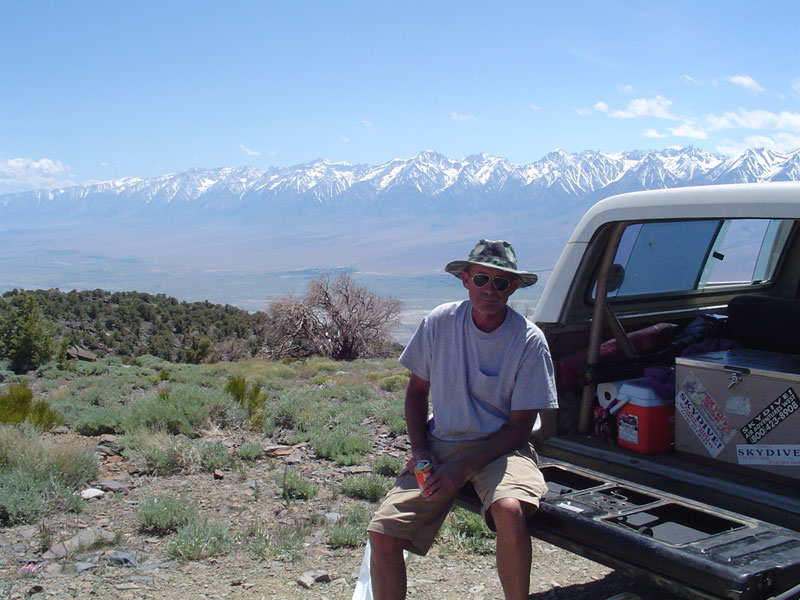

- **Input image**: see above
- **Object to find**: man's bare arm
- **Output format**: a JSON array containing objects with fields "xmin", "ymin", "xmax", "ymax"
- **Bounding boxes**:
[{"xmin": 404, "ymin": 373, "xmax": 432, "ymax": 469}]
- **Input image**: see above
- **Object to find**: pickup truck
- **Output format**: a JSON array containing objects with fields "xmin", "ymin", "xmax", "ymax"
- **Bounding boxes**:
[{"xmin": 458, "ymin": 181, "xmax": 800, "ymax": 600}]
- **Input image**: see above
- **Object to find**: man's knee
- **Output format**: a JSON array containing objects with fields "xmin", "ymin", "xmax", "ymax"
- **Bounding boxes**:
[
  {"xmin": 369, "ymin": 530, "xmax": 409, "ymax": 557},
  {"xmin": 488, "ymin": 498, "xmax": 532, "ymax": 531}
]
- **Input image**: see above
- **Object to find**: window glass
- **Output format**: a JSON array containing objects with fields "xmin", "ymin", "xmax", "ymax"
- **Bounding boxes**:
[{"xmin": 598, "ymin": 219, "xmax": 792, "ymax": 299}]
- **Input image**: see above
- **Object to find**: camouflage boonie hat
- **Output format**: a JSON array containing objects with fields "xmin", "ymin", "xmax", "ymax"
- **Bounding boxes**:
[{"xmin": 445, "ymin": 239, "xmax": 538, "ymax": 287}]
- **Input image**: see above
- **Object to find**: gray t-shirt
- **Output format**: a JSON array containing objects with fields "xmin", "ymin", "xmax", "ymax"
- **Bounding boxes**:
[{"xmin": 399, "ymin": 301, "xmax": 558, "ymax": 441}]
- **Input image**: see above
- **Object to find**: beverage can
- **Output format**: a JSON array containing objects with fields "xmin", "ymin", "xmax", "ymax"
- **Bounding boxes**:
[{"xmin": 414, "ymin": 459, "xmax": 433, "ymax": 489}]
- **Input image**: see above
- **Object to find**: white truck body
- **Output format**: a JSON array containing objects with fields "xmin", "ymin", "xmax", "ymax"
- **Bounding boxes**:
[{"xmin": 458, "ymin": 182, "xmax": 800, "ymax": 600}]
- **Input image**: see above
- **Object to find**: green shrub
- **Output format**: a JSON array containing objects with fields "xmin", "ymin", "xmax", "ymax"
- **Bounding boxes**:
[
  {"xmin": 372, "ymin": 398, "xmax": 406, "ymax": 435},
  {"xmin": 169, "ymin": 520, "xmax": 231, "ymax": 561},
  {"xmin": 138, "ymin": 495, "xmax": 197, "ymax": 535},
  {"xmin": 327, "ymin": 504, "xmax": 370, "ymax": 549},
  {"xmin": 199, "ymin": 442, "xmax": 232, "ymax": 471},
  {"xmin": 310, "ymin": 428, "xmax": 371, "ymax": 465},
  {"xmin": 328, "ymin": 382, "xmax": 373, "ymax": 403},
  {"xmin": 0, "ymin": 383, "xmax": 62, "ymax": 430},
  {"xmin": 387, "ymin": 416, "xmax": 407, "ymax": 436},
  {"xmin": 340, "ymin": 474, "xmax": 392, "ymax": 502},
  {"xmin": 442, "ymin": 507, "xmax": 495, "ymax": 555},
  {"xmin": 246, "ymin": 522, "xmax": 310, "ymax": 562},
  {"xmin": 223, "ymin": 375, "xmax": 246, "ymax": 404},
  {"xmin": 238, "ymin": 442, "xmax": 263, "ymax": 462},
  {"xmin": 0, "ymin": 468, "xmax": 47, "ymax": 524},
  {"xmin": 45, "ymin": 441, "xmax": 100, "ymax": 490},
  {"xmin": 373, "ymin": 455, "xmax": 404, "ymax": 477},
  {"xmin": 277, "ymin": 470, "xmax": 317, "ymax": 500},
  {"xmin": 119, "ymin": 430, "xmax": 197, "ymax": 475},
  {"xmin": 0, "ymin": 425, "xmax": 97, "ymax": 525},
  {"xmin": 378, "ymin": 375, "xmax": 407, "ymax": 392},
  {"xmin": 311, "ymin": 374, "xmax": 334, "ymax": 386},
  {"xmin": 123, "ymin": 384, "xmax": 244, "ymax": 436},
  {"xmin": 224, "ymin": 375, "xmax": 265, "ymax": 417},
  {"xmin": 74, "ymin": 406, "xmax": 125, "ymax": 436},
  {"xmin": 302, "ymin": 358, "xmax": 339, "ymax": 375}
]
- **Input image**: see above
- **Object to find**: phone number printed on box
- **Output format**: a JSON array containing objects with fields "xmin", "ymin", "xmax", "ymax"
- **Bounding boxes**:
[{"xmin": 740, "ymin": 387, "xmax": 798, "ymax": 445}]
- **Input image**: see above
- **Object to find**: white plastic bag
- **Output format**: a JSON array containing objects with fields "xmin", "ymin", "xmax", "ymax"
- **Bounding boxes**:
[
  {"xmin": 352, "ymin": 540, "xmax": 408, "ymax": 600},
  {"xmin": 352, "ymin": 540, "xmax": 373, "ymax": 600}
]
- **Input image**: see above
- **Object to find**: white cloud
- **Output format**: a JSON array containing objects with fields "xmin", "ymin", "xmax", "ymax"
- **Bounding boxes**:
[
  {"xmin": 717, "ymin": 132, "xmax": 800, "ymax": 156},
  {"xmin": 361, "ymin": 120, "xmax": 374, "ymax": 127},
  {"xmin": 704, "ymin": 108, "xmax": 800, "ymax": 133},
  {"xmin": 240, "ymin": 144, "xmax": 260, "ymax": 157},
  {"xmin": 451, "ymin": 112, "xmax": 477, "ymax": 121},
  {"xmin": 728, "ymin": 75, "xmax": 766, "ymax": 95},
  {"xmin": 591, "ymin": 96, "xmax": 678, "ymax": 120},
  {"xmin": 793, "ymin": 78, "xmax": 800, "ymax": 99},
  {"xmin": 0, "ymin": 157, "xmax": 75, "ymax": 194},
  {"xmin": 681, "ymin": 75, "xmax": 702, "ymax": 86},
  {"xmin": 341, "ymin": 136, "xmax": 350, "ymax": 143},
  {"xmin": 617, "ymin": 84, "xmax": 635, "ymax": 94},
  {"xmin": 669, "ymin": 122, "xmax": 708, "ymax": 139},
  {"xmin": 529, "ymin": 104, "xmax": 541, "ymax": 111},
  {"xmin": 643, "ymin": 129, "xmax": 667, "ymax": 138}
]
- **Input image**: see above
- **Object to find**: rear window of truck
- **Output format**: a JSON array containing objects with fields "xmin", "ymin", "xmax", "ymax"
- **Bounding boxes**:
[{"xmin": 601, "ymin": 218, "xmax": 794, "ymax": 298}]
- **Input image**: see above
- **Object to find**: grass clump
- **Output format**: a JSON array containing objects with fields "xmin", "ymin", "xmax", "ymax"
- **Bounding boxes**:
[
  {"xmin": 277, "ymin": 470, "xmax": 318, "ymax": 500},
  {"xmin": 0, "ymin": 425, "xmax": 98, "ymax": 525},
  {"xmin": 169, "ymin": 520, "xmax": 231, "ymax": 561},
  {"xmin": 124, "ymin": 384, "xmax": 245, "ymax": 437},
  {"xmin": 238, "ymin": 442, "xmax": 263, "ymax": 462},
  {"xmin": 340, "ymin": 474, "xmax": 392, "ymax": 502},
  {"xmin": 137, "ymin": 495, "xmax": 197, "ymax": 535},
  {"xmin": 373, "ymin": 455, "xmax": 404, "ymax": 477},
  {"xmin": 327, "ymin": 504, "xmax": 371, "ymax": 549},
  {"xmin": 246, "ymin": 522, "xmax": 310, "ymax": 562},
  {"xmin": 199, "ymin": 442, "xmax": 233, "ymax": 471},
  {"xmin": 119, "ymin": 430, "xmax": 198, "ymax": 476},
  {"xmin": 442, "ymin": 507, "xmax": 495, "ymax": 555},
  {"xmin": 377, "ymin": 374, "xmax": 407, "ymax": 392},
  {"xmin": 74, "ymin": 406, "xmax": 125, "ymax": 436},
  {"xmin": 310, "ymin": 428, "xmax": 371, "ymax": 465}
]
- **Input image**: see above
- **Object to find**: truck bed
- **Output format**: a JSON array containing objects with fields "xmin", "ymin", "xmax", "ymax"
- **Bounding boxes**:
[
  {"xmin": 537, "ymin": 434, "xmax": 800, "ymax": 532},
  {"xmin": 456, "ymin": 452, "xmax": 800, "ymax": 600}
]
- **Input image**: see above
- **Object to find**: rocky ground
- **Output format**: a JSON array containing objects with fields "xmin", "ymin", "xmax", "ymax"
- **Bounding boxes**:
[{"xmin": 0, "ymin": 425, "xmax": 684, "ymax": 600}]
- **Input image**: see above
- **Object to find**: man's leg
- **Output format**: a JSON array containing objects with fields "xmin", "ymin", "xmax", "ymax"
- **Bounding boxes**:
[
  {"xmin": 488, "ymin": 497, "xmax": 532, "ymax": 600},
  {"xmin": 369, "ymin": 530, "xmax": 410, "ymax": 600}
]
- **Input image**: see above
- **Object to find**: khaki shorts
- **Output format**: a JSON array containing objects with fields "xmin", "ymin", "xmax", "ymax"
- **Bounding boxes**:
[{"xmin": 367, "ymin": 436, "xmax": 547, "ymax": 555}]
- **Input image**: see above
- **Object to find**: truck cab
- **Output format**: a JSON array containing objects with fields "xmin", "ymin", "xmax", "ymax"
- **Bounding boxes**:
[{"xmin": 515, "ymin": 182, "xmax": 800, "ymax": 599}]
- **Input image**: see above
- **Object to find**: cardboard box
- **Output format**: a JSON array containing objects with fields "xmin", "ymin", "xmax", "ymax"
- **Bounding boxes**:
[{"xmin": 675, "ymin": 349, "xmax": 800, "ymax": 484}]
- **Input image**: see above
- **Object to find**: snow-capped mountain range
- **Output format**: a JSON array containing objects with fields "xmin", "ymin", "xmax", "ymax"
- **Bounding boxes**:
[
  {"xmin": 2, "ymin": 146, "xmax": 799, "ymax": 313},
  {"xmin": 2, "ymin": 146, "xmax": 798, "ymax": 218}
]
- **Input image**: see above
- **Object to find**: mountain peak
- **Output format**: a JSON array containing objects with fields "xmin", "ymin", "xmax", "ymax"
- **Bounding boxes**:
[{"xmin": 1, "ymin": 147, "xmax": 797, "ymax": 213}]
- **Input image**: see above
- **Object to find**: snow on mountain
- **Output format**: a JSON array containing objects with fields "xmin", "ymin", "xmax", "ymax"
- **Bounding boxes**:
[{"xmin": 2, "ymin": 147, "xmax": 798, "ymax": 218}]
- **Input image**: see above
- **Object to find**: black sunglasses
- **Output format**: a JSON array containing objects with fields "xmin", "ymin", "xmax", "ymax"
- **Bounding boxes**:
[{"xmin": 469, "ymin": 273, "xmax": 512, "ymax": 291}]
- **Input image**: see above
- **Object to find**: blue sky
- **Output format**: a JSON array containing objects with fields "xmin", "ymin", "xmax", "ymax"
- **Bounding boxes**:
[{"xmin": 1, "ymin": 0, "xmax": 798, "ymax": 194}]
